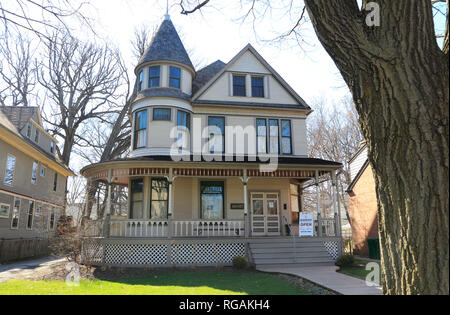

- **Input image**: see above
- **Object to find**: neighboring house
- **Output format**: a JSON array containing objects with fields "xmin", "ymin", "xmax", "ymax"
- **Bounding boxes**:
[
  {"xmin": 80, "ymin": 15, "xmax": 344, "ymax": 268},
  {"xmin": 347, "ymin": 142, "xmax": 379, "ymax": 257},
  {"xmin": 0, "ymin": 106, "xmax": 74, "ymax": 263}
]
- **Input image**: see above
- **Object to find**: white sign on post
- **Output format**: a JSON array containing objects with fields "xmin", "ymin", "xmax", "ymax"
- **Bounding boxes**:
[{"xmin": 299, "ymin": 213, "xmax": 314, "ymax": 237}]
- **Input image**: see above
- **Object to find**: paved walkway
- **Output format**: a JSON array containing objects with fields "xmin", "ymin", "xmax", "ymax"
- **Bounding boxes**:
[
  {"xmin": 0, "ymin": 256, "xmax": 66, "ymax": 283},
  {"xmin": 257, "ymin": 265, "xmax": 382, "ymax": 295}
]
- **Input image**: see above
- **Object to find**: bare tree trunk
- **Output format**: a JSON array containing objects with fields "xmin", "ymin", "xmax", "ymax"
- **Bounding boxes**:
[{"xmin": 305, "ymin": 0, "xmax": 449, "ymax": 294}]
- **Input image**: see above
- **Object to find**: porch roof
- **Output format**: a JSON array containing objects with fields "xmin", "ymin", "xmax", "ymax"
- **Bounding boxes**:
[{"xmin": 81, "ymin": 155, "xmax": 342, "ymax": 185}]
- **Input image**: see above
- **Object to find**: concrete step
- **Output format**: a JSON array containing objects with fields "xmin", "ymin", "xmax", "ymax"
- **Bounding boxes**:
[
  {"xmin": 254, "ymin": 257, "xmax": 335, "ymax": 265},
  {"xmin": 249, "ymin": 242, "xmax": 324, "ymax": 249},
  {"xmin": 250, "ymin": 247, "xmax": 328, "ymax": 254},
  {"xmin": 252, "ymin": 252, "xmax": 331, "ymax": 260},
  {"xmin": 249, "ymin": 237, "xmax": 326, "ymax": 244}
]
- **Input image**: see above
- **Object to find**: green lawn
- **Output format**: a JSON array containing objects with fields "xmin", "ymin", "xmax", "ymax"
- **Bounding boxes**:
[
  {"xmin": 0, "ymin": 271, "xmax": 308, "ymax": 295},
  {"xmin": 338, "ymin": 260, "xmax": 382, "ymax": 283}
]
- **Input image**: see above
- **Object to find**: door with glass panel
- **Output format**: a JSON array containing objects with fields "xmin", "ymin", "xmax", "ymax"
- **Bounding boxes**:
[{"xmin": 251, "ymin": 192, "xmax": 280, "ymax": 236}]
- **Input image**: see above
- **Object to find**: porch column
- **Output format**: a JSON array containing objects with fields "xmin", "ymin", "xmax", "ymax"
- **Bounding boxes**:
[
  {"xmin": 243, "ymin": 169, "xmax": 249, "ymax": 238},
  {"xmin": 103, "ymin": 169, "xmax": 112, "ymax": 238},
  {"xmin": 333, "ymin": 171, "xmax": 343, "ymax": 237},
  {"xmin": 167, "ymin": 168, "xmax": 174, "ymax": 238},
  {"xmin": 331, "ymin": 171, "xmax": 338, "ymax": 235},
  {"xmin": 315, "ymin": 170, "xmax": 322, "ymax": 237}
]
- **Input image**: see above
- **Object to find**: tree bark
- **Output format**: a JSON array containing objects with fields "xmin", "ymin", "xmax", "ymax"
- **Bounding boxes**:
[{"xmin": 305, "ymin": 0, "xmax": 449, "ymax": 294}]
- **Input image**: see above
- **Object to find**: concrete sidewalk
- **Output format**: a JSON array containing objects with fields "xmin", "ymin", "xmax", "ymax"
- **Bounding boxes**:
[
  {"xmin": 0, "ymin": 256, "xmax": 66, "ymax": 283},
  {"xmin": 257, "ymin": 265, "xmax": 382, "ymax": 295}
]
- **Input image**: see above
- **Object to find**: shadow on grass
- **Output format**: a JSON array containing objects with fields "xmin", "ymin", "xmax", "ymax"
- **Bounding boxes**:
[{"xmin": 90, "ymin": 268, "xmax": 308, "ymax": 295}]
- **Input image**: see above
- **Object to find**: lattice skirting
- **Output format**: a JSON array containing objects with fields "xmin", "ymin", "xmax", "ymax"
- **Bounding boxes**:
[
  {"xmin": 86, "ymin": 240, "xmax": 247, "ymax": 266},
  {"xmin": 171, "ymin": 243, "xmax": 246, "ymax": 265},
  {"xmin": 323, "ymin": 241, "xmax": 340, "ymax": 260},
  {"xmin": 81, "ymin": 238, "xmax": 104, "ymax": 265},
  {"xmin": 104, "ymin": 243, "xmax": 168, "ymax": 265}
]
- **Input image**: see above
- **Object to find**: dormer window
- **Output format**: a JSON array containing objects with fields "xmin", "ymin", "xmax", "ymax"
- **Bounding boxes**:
[
  {"xmin": 149, "ymin": 66, "xmax": 160, "ymax": 88},
  {"xmin": 138, "ymin": 70, "xmax": 144, "ymax": 91},
  {"xmin": 233, "ymin": 75, "xmax": 246, "ymax": 97},
  {"xmin": 169, "ymin": 66, "xmax": 181, "ymax": 89},
  {"xmin": 252, "ymin": 77, "xmax": 265, "ymax": 98},
  {"xmin": 134, "ymin": 110, "xmax": 147, "ymax": 149},
  {"xmin": 26, "ymin": 123, "xmax": 32, "ymax": 138}
]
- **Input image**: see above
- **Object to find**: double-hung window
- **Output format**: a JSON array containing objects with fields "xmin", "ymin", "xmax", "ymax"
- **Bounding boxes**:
[
  {"xmin": 48, "ymin": 209, "xmax": 56, "ymax": 230},
  {"xmin": 201, "ymin": 182, "xmax": 224, "ymax": 220},
  {"xmin": 11, "ymin": 198, "xmax": 20, "ymax": 229},
  {"xmin": 4, "ymin": 154, "xmax": 16, "ymax": 185},
  {"xmin": 233, "ymin": 75, "xmax": 246, "ymax": 96},
  {"xmin": 50, "ymin": 141, "xmax": 55, "ymax": 154},
  {"xmin": 134, "ymin": 110, "xmax": 147, "ymax": 149},
  {"xmin": 53, "ymin": 173, "xmax": 58, "ymax": 192},
  {"xmin": 130, "ymin": 179, "xmax": 144, "ymax": 219},
  {"xmin": 256, "ymin": 119, "xmax": 267, "ymax": 154},
  {"xmin": 31, "ymin": 161, "xmax": 38, "ymax": 184},
  {"xmin": 0, "ymin": 204, "xmax": 10, "ymax": 219},
  {"xmin": 169, "ymin": 66, "xmax": 181, "ymax": 89},
  {"xmin": 150, "ymin": 178, "xmax": 169, "ymax": 219},
  {"xmin": 208, "ymin": 117, "xmax": 225, "ymax": 154},
  {"xmin": 27, "ymin": 200, "xmax": 34, "ymax": 230},
  {"xmin": 177, "ymin": 110, "xmax": 191, "ymax": 150},
  {"xmin": 269, "ymin": 119, "xmax": 279, "ymax": 154},
  {"xmin": 138, "ymin": 70, "xmax": 144, "ymax": 91},
  {"xmin": 256, "ymin": 119, "xmax": 292, "ymax": 155},
  {"xmin": 34, "ymin": 128, "xmax": 39, "ymax": 143},
  {"xmin": 149, "ymin": 66, "xmax": 160, "ymax": 88},
  {"xmin": 251, "ymin": 77, "xmax": 264, "ymax": 98},
  {"xmin": 281, "ymin": 120, "xmax": 292, "ymax": 155},
  {"xmin": 153, "ymin": 108, "xmax": 172, "ymax": 121}
]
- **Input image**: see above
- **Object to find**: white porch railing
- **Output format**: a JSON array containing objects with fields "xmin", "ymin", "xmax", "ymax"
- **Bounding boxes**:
[
  {"xmin": 316, "ymin": 216, "xmax": 338, "ymax": 237},
  {"xmin": 109, "ymin": 220, "xmax": 168, "ymax": 238},
  {"xmin": 172, "ymin": 220, "xmax": 244, "ymax": 237}
]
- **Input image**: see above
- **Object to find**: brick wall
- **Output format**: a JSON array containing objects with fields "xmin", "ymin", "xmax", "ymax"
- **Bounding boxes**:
[{"xmin": 348, "ymin": 164, "xmax": 379, "ymax": 257}]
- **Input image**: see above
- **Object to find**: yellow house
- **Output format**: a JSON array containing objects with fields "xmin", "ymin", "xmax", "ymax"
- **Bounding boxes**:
[{"xmin": 81, "ymin": 15, "xmax": 343, "ymax": 268}]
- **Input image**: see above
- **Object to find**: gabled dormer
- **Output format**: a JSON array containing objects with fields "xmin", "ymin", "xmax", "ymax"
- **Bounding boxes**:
[
  {"xmin": 192, "ymin": 44, "xmax": 311, "ymax": 111},
  {"xmin": 0, "ymin": 106, "xmax": 57, "ymax": 156}
]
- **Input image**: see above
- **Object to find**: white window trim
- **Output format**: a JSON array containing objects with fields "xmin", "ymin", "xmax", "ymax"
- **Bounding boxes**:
[
  {"xmin": 4, "ymin": 153, "xmax": 16, "ymax": 186},
  {"xmin": 0, "ymin": 203, "xmax": 10, "ymax": 219}
]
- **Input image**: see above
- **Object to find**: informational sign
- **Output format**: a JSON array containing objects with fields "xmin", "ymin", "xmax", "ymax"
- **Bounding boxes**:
[
  {"xmin": 230, "ymin": 203, "xmax": 244, "ymax": 210},
  {"xmin": 299, "ymin": 213, "xmax": 314, "ymax": 237}
]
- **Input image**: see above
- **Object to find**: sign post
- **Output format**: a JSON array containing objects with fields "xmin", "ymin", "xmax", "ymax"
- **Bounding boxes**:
[{"xmin": 299, "ymin": 213, "xmax": 314, "ymax": 237}]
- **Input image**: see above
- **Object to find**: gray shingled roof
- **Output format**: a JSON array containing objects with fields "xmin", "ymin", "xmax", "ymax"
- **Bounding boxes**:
[
  {"xmin": 136, "ymin": 19, "xmax": 194, "ymax": 72},
  {"xmin": 1, "ymin": 106, "xmax": 37, "ymax": 132},
  {"xmin": 132, "ymin": 88, "xmax": 191, "ymax": 103},
  {"xmin": 192, "ymin": 60, "xmax": 226, "ymax": 95}
]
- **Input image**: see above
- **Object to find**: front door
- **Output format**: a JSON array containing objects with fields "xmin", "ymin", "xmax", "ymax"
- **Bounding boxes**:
[{"xmin": 251, "ymin": 192, "xmax": 280, "ymax": 236}]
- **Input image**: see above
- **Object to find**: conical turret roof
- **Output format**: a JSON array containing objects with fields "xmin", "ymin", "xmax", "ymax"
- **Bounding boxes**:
[{"xmin": 136, "ymin": 18, "xmax": 194, "ymax": 72}]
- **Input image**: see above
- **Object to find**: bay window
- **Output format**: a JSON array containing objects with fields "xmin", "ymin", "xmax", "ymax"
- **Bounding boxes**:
[
  {"xmin": 151, "ymin": 178, "xmax": 169, "ymax": 219},
  {"xmin": 138, "ymin": 70, "xmax": 144, "ymax": 91},
  {"xmin": 153, "ymin": 108, "xmax": 172, "ymax": 121},
  {"xmin": 130, "ymin": 179, "xmax": 144, "ymax": 219},
  {"xmin": 177, "ymin": 110, "xmax": 191, "ymax": 150},
  {"xmin": 256, "ymin": 118, "xmax": 292, "ymax": 155},
  {"xmin": 134, "ymin": 110, "xmax": 147, "ymax": 149},
  {"xmin": 256, "ymin": 119, "xmax": 267, "ymax": 154}
]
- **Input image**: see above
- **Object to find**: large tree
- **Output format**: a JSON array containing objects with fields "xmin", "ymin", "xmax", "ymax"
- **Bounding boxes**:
[{"xmin": 179, "ymin": 0, "xmax": 449, "ymax": 294}]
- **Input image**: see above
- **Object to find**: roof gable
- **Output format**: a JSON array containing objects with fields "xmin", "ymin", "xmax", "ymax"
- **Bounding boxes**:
[
  {"xmin": 192, "ymin": 44, "xmax": 310, "ymax": 110},
  {"xmin": 0, "ymin": 106, "xmax": 39, "ymax": 132}
]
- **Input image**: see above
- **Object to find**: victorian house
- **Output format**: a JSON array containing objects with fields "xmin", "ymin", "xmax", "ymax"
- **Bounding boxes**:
[{"xmin": 81, "ymin": 15, "xmax": 343, "ymax": 268}]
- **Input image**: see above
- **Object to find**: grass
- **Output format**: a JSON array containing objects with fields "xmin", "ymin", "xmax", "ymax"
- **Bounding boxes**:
[
  {"xmin": 0, "ymin": 271, "xmax": 309, "ymax": 295},
  {"xmin": 337, "ymin": 259, "xmax": 382, "ymax": 283}
]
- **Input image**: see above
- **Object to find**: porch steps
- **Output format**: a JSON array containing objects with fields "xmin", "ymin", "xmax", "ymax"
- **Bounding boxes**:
[{"xmin": 248, "ymin": 238, "xmax": 335, "ymax": 267}]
